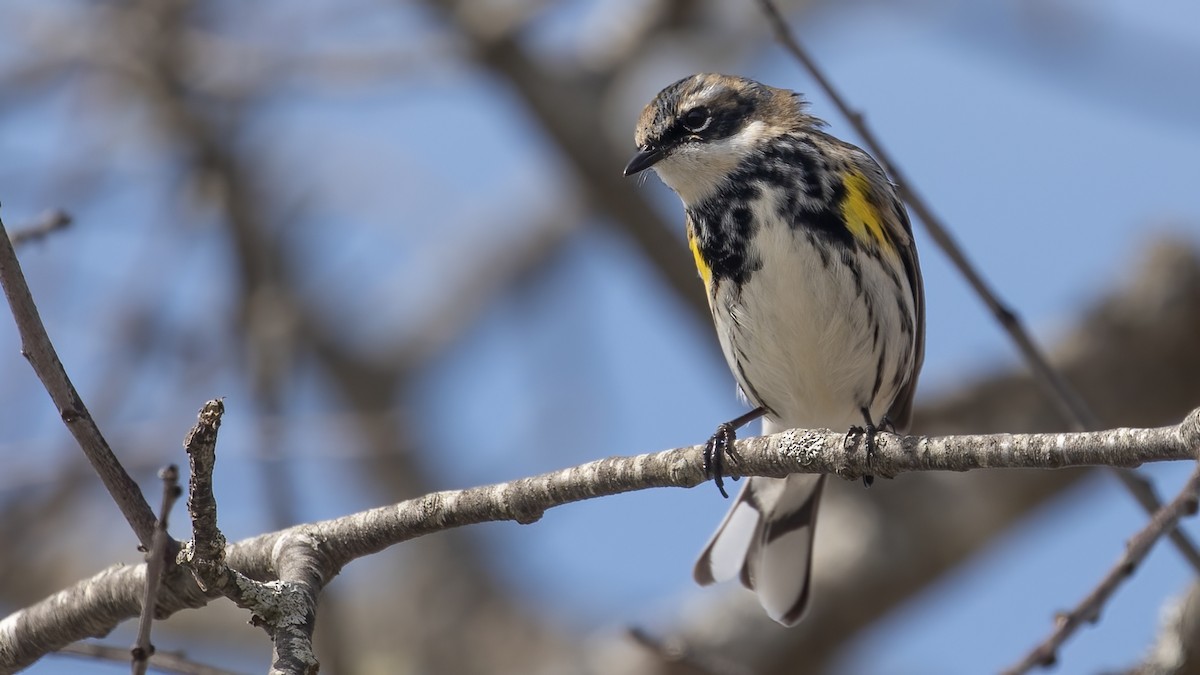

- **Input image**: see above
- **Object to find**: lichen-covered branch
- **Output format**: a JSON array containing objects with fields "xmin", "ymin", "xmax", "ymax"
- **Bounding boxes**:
[
  {"xmin": 285, "ymin": 410, "xmax": 1200, "ymax": 569},
  {"xmin": 266, "ymin": 534, "xmax": 325, "ymax": 675},
  {"xmin": 2, "ymin": 408, "xmax": 1199, "ymax": 671}
]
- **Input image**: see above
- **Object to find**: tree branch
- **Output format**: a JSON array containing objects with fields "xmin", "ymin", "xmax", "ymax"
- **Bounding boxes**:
[
  {"xmin": 292, "ymin": 410, "xmax": 1200, "ymax": 571},
  {"xmin": 3, "ymin": 406, "xmax": 1199, "ymax": 671},
  {"xmin": 0, "ymin": 211, "xmax": 157, "ymax": 548}
]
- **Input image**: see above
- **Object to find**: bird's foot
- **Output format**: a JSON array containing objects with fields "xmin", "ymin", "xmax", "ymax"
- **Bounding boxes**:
[
  {"xmin": 845, "ymin": 409, "xmax": 883, "ymax": 488},
  {"xmin": 704, "ymin": 422, "xmax": 742, "ymax": 499}
]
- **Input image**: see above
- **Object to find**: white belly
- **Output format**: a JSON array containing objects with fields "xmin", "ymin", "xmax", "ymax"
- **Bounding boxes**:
[{"xmin": 710, "ymin": 218, "xmax": 915, "ymax": 432}]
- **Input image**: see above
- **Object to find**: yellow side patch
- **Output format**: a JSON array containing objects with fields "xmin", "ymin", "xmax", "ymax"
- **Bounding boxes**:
[
  {"xmin": 687, "ymin": 224, "xmax": 713, "ymax": 291},
  {"xmin": 842, "ymin": 172, "xmax": 897, "ymax": 258}
]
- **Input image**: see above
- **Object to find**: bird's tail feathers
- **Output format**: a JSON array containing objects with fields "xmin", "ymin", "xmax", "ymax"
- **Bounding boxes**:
[{"xmin": 693, "ymin": 473, "xmax": 825, "ymax": 626}]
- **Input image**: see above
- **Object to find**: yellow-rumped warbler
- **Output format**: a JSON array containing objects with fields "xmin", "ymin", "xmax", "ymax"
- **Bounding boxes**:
[{"xmin": 623, "ymin": 74, "xmax": 924, "ymax": 625}]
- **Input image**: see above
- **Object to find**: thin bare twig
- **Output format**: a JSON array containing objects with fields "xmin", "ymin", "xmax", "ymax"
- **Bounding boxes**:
[
  {"xmin": 59, "ymin": 641, "xmax": 246, "ymax": 675},
  {"xmin": 1002, "ymin": 461, "xmax": 1200, "ymax": 675},
  {"xmin": 754, "ymin": 0, "xmax": 1200, "ymax": 574},
  {"xmin": 10, "ymin": 209, "xmax": 71, "ymax": 247},
  {"xmin": 0, "ymin": 211, "xmax": 157, "ymax": 547},
  {"xmin": 132, "ymin": 465, "xmax": 181, "ymax": 675}
]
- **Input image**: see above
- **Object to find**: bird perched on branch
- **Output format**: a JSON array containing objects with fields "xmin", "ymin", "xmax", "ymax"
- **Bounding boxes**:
[{"xmin": 624, "ymin": 73, "xmax": 924, "ymax": 625}]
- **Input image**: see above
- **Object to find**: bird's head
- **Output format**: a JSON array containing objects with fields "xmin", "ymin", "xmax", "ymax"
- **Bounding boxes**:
[{"xmin": 623, "ymin": 73, "xmax": 816, "ymax": 204}]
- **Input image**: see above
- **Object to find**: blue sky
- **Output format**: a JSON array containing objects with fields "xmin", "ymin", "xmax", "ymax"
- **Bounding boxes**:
[{"xmin": 5, "ymin": 0, "xmax": 1200, "ymax": 673}]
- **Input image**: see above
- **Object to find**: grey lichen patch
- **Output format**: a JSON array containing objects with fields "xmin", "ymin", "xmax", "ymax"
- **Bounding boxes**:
[
  {"xmin": 176, "ymin": 539, "xmax": 195, "ymax": 565},
  {"xmin": 270, "ymin": 582, "xmax": 313, "ymax": 628},
  {"xmin": 777, "ymin": 429, "xmax": 827, "ymax": 471},
  {"xmin": 234, "ymin": 572, "xmax": 274, "ymax": 607},
  {"xmin": 234, "ymin": 577, "xmax": 311, "ymax": 628}
]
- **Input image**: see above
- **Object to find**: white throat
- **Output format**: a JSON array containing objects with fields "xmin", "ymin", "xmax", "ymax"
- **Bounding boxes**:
[{"xmin": 650, "ymin": 120, "xmax": 773, "ymax": 205}]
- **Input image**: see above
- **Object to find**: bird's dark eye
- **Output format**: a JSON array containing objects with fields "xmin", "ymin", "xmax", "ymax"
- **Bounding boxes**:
[{"xmin": 681, "ymin": 107, "xmax": 712, "ymax": 133}]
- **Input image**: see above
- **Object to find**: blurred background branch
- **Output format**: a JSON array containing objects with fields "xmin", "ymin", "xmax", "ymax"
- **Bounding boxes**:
[{"xmin": 10, "ymin": 210, "xmax": 71, "ymax": 249}]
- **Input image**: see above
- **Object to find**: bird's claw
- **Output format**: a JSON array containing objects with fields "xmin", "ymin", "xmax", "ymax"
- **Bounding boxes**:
[
  {"xmin": 704, "ymin": 423, "xmax": 741, "ymax": 499},
  {"xmin": 843, "ymin": 421, "xmax": 879, "ymax": 488}
]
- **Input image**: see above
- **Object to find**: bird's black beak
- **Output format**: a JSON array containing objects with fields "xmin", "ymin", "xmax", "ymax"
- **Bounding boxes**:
[{"xmin": 623, "ymin": 146, "xmax": 664, "ymax": 176}]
